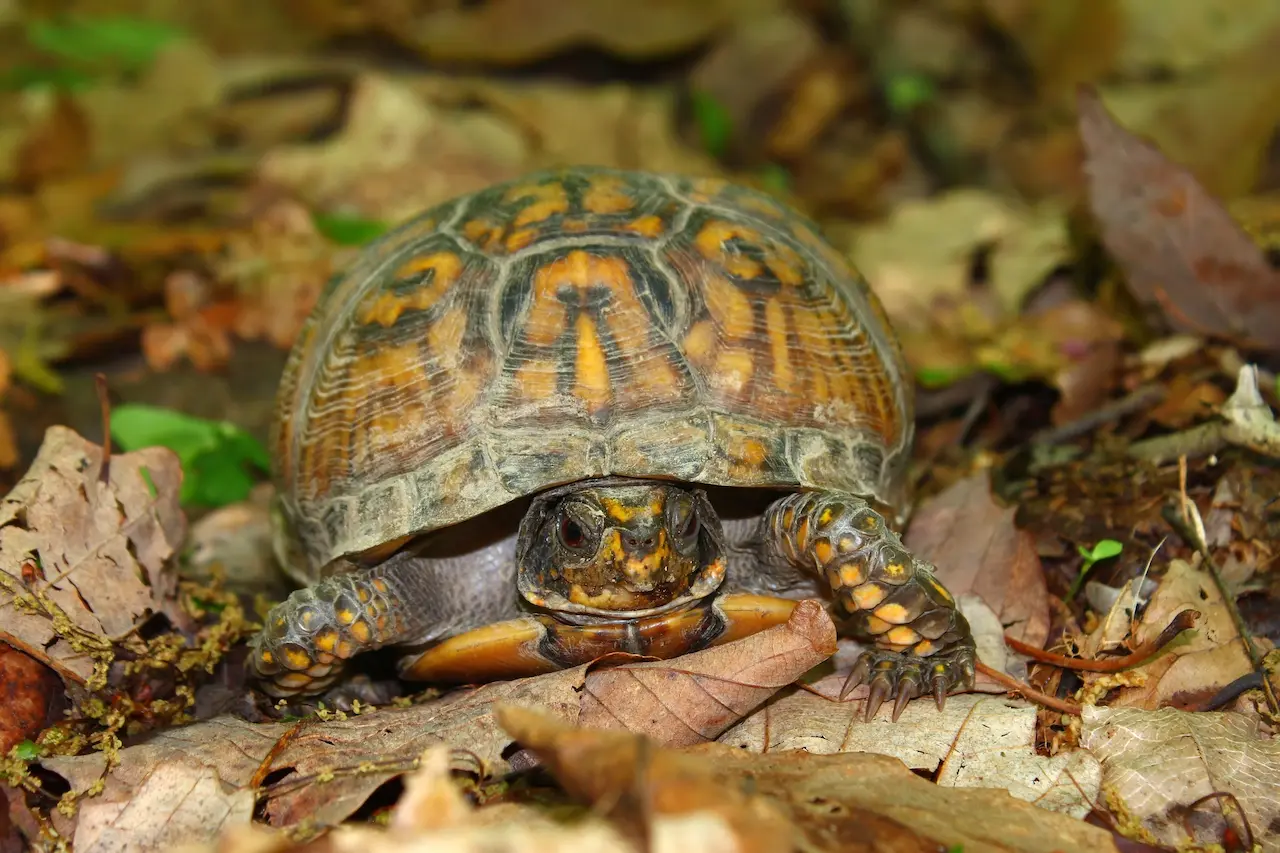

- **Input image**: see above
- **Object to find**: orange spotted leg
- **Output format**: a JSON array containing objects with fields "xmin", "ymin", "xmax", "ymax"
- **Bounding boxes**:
[
  {"xmin": 250, "ymin": 567, "xmax": 414, "ymax": 700},
  {"xmin": 763, "ymin": 491, "xmax": 976, "ymax": 721}
]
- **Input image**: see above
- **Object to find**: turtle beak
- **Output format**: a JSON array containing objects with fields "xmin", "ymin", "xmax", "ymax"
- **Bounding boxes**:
[
  {"xmin": 620, "ymin": 530, "xmax": 671, "ymax": 590},
  {"xmin": 601, "ymin": 528, "xmax": 673, "ymax": 591}
]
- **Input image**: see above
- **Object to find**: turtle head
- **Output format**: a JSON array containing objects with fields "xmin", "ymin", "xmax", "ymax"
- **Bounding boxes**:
[{"xmin": 515, "ymin": 479, "xmax": 727, "ymax": 618}]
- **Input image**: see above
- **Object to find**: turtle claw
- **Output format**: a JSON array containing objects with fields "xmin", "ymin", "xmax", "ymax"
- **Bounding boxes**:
[
  {"xmin": 891, "ymin": 680, "xmax": 919, "ymax": 721},
  {"xmin": 864, "ymin": 673, "xmax": 893, "ymax": 721},
  {"xmin": 848, "ymin": 645, "xmax": 977, "ymax": 721},
  {"xmin": 933, "ymin": 673, "xmax": 950, "ymax": 711},
  {"xmin": 840, "ymin": 655, "xmax": 872, "ymax": 700}
]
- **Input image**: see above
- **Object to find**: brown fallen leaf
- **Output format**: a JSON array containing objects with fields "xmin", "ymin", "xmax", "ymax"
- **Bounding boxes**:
[
  {"xmin": 386, "ymin": 745, "xmax": 471, "ymax": 833},
  {"xmin": 497, "ymin": 704, "xmax": 796, "ymax": 852},
  {"xmin": 13, "ymin": 93, "xmax": 91, "ymax": 190},
  {"xmin": 579, "ymin": 598, "xmax": 836, "ymax": 746},
  {"xmin": 1082, "ymin": 560, "xmax": 1252, "ymax": 710},
  {"xmin": 0, "ymin": 642, "xmax": 60, "ymax": 754},
  {"xmin": 0, "ymin": 426, "xmax": 187, "ymax": 685},
  {"xmin": 1081, "ymin": 706, "xmax": 1280, "ymax": 852},
  {"xmin": 37, "ymin": 715, "xmax": 292, "ymax": 847},
  {"xmin": 257, "ymin": 73, "xmax": 529, "ymax": 222},
  {"xmin": 1078, "ymin": 86, "xmax": 1280, "ymax": 352},
  {"xmin": 70, "ymin": 759, "xmax": 253, "ymax": 853},
  {"xmin": 259, "ymin": 665, "xmax": 587, "ymax": 828},
  {"xmin": 447, "ymin": 77, "xmax": 721, "ymax": 178},
  {"xmin": 719, "ymin": 677, "xmax": 1101, "ymax": 818},
  {"xmin": 905, "ymin": 470, "xmax": 1051, "ymax": 680},
  {"xmin": 687, "ymin": 11, "xmax": 823, "ymax": 159},
  {"xmin": 401, "ymin": 0, "xmax": 781, "ymax": 64},
  {"xmin": 693, "ymin": 742, "xmax": 1122, "ymax": 853},
  {"xmin": 500, "ymin": 705, "xmax": 1120, "ymax": 853}
]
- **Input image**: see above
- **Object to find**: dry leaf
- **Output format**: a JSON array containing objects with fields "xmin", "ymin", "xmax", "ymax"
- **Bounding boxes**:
[
  {"xmin": 387, "ymin": 745, "xmax": 471, "ymax": 833},
  {"xmin": 1081, "ymin": 706, "xmax": 1280, "ymax": 852},
  {"xmin": 497, "ymin": 704, "xmax": 796, "ymax": 853},
  {"xmin": 222, "ymin": 199, "xmax": 334, "ymax": 352},
  {"xmin": 37, "ymin": 715, "xmax": 292, "ymax": 847},
  {"xmin": 402, "ymin": 0, "xmax": 781, "ymax": 64},
  {"xmin": 258, "ymin": 73, "xmax": 528, "ymax": 222},
  {"xmin": 0, "ymin": 426, "xmax": 187, "ymax": 684},
  {"xmin": 719, "ymin": 684, "xmax": 1100, "ymax": 818},
  {"xmin": 1083, "ymin": 560, "xmax": 1253, "ymax": 709},
  {"xmin": 71, "ymin": 760, "xmax": 254, "ymax": 853},
  {"xmin": 1079, "ymin": 87, "xmax": 1280, "ymax": 351},
  {"xmin": 0, "ymin": 642, "xmax": 60, "ymax": 754},
  {"xmin": 1114, "ymin": 0, "xmax": 1280, "ymax": 75},
  {"xmin": 905, "ymin": 470, "xmax": 1051, "ymax": 680},
  {"xmin": 295, "ymin": 808, "xmax": 738, "ymax": 853},
  {"xmin": 429, "ymin": 76, "xmax": 720, "ymax": 178},
  {"xmin": 76, "ymin": 40, "xmax": 222, "ymax": 170},
  {"xmin": 499, "ymin": 704, "xmax": 1120, "ymax": 853},
  {"xmin": 692, "ymin": 745, "xmax": 1120, "ymax": 853},
  {"xmin": 847, "ymin": 188, "xmax": 1070, "ymax": 333},
  {"xmin": 259, "ymin": 665, "xmax": 587, "ymax": 827},
  {"xmin": 687, "ymin": 12, "xmax": 823, "ymax": 154},
  {"xmin": 579, "ymin": 598, "xmax": 836, "ymax": 745},
  {"xmin": 13, "ymin": 93, "xmax": 91, "ymax": 189}
]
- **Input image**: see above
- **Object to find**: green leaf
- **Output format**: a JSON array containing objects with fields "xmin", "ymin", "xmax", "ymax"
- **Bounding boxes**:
[
  {"xmin": 690, "ymin": 90, "xmax": 733, "ymax": 159},
  {"xmin": 110, "ymin": 405, "xmax": 269, "ymax": 508},
  {"xmin": 26, "ymin": 16, "xmax": 184, "ymax": 72},
  {"xmin": 885, "ymin": 72, "xmax": 936, "ymax": 116},
  {"xmin": 1078, "ymin": 539, "xmax": 1123, "ymax": 563},
  {"xmin": 1069, "ymin": 539, "xmax": 1124, "ymax": 599},
  {"xmin": 13, "ymin": 740, "xmax": 41, "ymax": 761},
  {"xmin": 915, "ymin": 364, "xmax": 976, "ymax": 389},
  {"xmin": 111, "ymin": 404, "xmax": 223, "ymax": 459},
  {"xmin": 184, "ymin": 447, "xmax": 260, "ymax": 507},
  {"xmin": 313, "ymin": 212, "xmax": 390, "ymax": 246}
]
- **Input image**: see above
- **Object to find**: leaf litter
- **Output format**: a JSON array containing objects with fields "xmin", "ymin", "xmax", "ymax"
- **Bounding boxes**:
[
  {"xmin": 0, "ymin": 426, "xmax": 187, "ymax": 686},
  {"xmin": 5, "ymin": 6, "xmax": 1280, "ymax": 853}
]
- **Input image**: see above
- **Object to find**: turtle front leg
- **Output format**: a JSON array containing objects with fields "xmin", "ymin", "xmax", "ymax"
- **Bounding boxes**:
[
  {"xmin": 762, "ymin": 491, "xmax": 976, "ymax": 720},
  {"xmin": 250, "ymin": 565, "xmax": 418, "ymax": 700}
]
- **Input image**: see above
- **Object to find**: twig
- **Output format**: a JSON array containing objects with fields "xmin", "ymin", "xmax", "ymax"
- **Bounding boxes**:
[
  {"xmin": 974, "ymin": 661, "xmax": 1080, "ymax": 715},
  {"xmin": 1129, "ymin": 364, "xmax": 1280, "ymax": 464},
  {"xmin": 1005, "ymin": 609, "xmax": 1200, "ymax": 672},
  {"xmin": 1032, "ymin": 383, "xmax": 1166, "ymax": 446}
]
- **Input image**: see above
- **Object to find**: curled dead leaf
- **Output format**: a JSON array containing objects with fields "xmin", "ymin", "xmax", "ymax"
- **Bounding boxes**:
[
  {"xmin": 579, "ymin": 598, "xmax": 837, "ymax": 745},
  {"xmin": 496, "ymin": 705, "xmax": 795, "ymax": 853}
]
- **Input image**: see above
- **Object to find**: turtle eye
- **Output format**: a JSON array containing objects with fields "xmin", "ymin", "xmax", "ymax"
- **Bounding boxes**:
[
  {"xmin": 681, "ymin": 510, "xmax": 699, "ymax": 540},
  {"xmin": 559, "ymin": 515, "xmax": 588, "ymax": 550},
  {"xmin": 669, "ymin": 495, "xmax": 699, "ymax": 548}
]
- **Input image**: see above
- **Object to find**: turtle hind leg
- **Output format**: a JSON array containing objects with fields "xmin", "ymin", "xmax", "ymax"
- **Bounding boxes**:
[{"xmin": 760, "ymin": 490, "xmax": 977, "ymax": 721}]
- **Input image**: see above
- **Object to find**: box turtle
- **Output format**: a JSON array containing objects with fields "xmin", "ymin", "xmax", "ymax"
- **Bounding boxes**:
[{"xmin": 251, "ymin": 167, "xmax": 976, "ymax": 720}]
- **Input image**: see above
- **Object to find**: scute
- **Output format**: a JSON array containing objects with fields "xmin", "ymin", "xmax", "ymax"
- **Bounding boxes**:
[{"xmin": 273, "ymin": 167, "xmax": 912, "ymax": 579}]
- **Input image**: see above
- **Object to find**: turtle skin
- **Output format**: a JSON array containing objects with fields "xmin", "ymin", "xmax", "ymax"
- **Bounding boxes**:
[{"xmin": 252, "ymin": 167, "xmax": 976, "ymax": 720}]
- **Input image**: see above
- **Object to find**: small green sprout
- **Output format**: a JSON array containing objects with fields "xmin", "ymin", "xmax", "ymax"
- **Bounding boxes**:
[{"xmin": 1068, "ymin": 539, "xmax": 1124, "ymax": 599}]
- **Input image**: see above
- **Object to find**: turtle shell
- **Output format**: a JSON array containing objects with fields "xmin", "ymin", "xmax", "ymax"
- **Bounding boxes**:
[{"xmin": 272, "ymin": 167, "xmax": 913, "ymax": 581}]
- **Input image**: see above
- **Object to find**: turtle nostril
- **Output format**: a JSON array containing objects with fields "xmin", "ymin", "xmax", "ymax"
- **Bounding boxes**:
[{"xmin": 622, "ymin": 531, "xmax": 656, "ymax": 550}]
